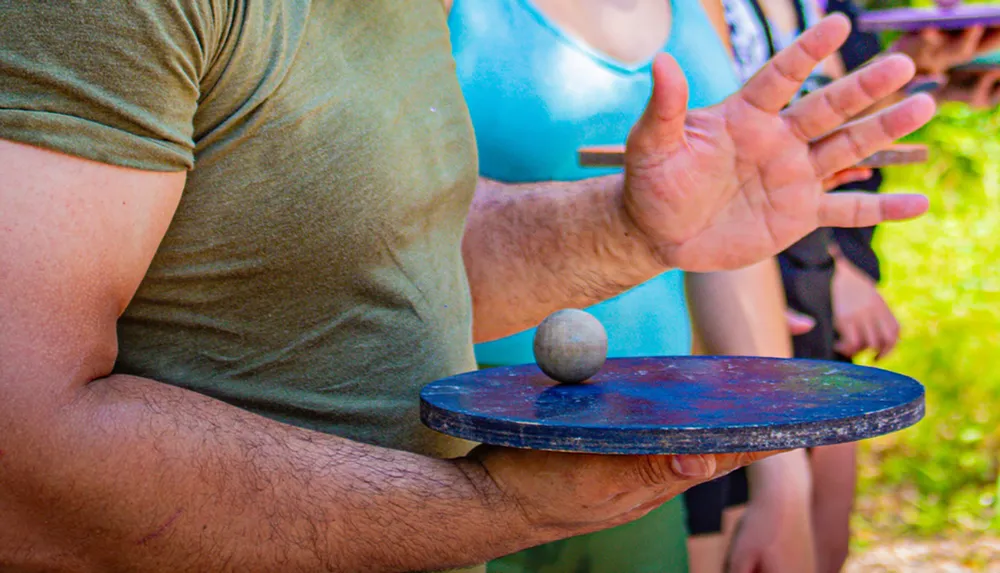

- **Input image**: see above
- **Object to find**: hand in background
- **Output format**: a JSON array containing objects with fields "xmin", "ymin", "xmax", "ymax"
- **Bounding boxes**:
[
  {"xmin": 785, "ymin": 308, "xmax": 818, "ymax": 336},
  {"xmin": 832, "ymin": 256, "xmax": 899, "ymax": 360},
  {"xmin": 725, "ymin": 450, "xmax": 816, "ymax": 573},
  {"xmin": 939, "ymin": 68, "xmax": 1000, "ymax": 110},
  {"xmin": 891, "ymin": 25, "xmax": 1000, "ymax": 77}
]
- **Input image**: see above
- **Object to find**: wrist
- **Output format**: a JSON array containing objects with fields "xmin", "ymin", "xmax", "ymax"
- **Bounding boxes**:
[
  {"xmin": 452, "ymin": 455, "xmax": 549, "ymax": 549},
  {"xmin": 616, "ymin": 176, "xmax": 673, "ymax": 275}
]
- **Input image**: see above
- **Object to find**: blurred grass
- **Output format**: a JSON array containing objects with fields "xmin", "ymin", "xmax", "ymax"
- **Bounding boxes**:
[{"xmin": 851, "ymin": 102, "xmax": 1000, "ymax": 547}]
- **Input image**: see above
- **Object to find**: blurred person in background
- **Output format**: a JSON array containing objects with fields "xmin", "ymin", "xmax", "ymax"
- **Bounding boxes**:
[
  {"xmin": 724, "ymin": 1, "xmax": 1000, "ymax": 571},
  {"xmin": 449, "ymin": 0, "xmax": 819, "ymax": 571}
]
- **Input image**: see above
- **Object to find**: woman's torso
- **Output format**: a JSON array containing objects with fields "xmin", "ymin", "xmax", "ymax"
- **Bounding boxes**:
[{"xmin": 451, "ymin": 0, "xmax": 741, "ymax": 366}]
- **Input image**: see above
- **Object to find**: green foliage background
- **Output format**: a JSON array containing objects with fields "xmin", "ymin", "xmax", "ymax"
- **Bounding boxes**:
[
  {"xmin": 853, "ymin": 101, "xmax": 1000, "ymax": 545},
  {"xmin": 828, "ymin": 0, "xmax": 1000, "ymax": 547}
]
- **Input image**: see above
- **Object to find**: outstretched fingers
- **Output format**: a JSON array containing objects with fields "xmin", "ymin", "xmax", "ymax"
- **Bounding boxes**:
[
  {"xmin": 739, "ymin": 14, "xmax": 852, "ymax": 115},
  {"xmin": 809, "ymin": 93, "xmax": 936, "ymax": 178},
  {"xmin": 978, "ymin": 26, "xmax": 1000, "ymax": 55},
  {"xmin": 818, "ymin": 191, "xmax": 929, "ymax": 229},
  {"xmin": 958, "ymin": 26, "xmax": 988, "ymax": 61},
  {"xmin": 783, "ymin": 54, "xmax": 916, "ymax": 141}
]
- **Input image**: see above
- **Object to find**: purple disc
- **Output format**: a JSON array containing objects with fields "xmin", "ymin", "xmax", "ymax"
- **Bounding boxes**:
[
  {"xmin": 858, "ymin": 5, "xmax": 1000, "ymax": 32},
  {"xmin": 420, "ymin": 356, "xmax": 925, "ymax": 455}
]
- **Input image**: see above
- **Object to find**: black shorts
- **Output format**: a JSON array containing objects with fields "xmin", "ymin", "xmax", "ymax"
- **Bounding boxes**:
[
  {"xmin": 682, "ymin": 467, "xmax": 749, "ymax": 535},
  {"xmin": 779, "ymin": 230, "xmax": 839, "ymax": 361}
]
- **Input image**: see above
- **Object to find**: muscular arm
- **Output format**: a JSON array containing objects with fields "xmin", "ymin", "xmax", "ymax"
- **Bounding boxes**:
[
  {"xmin": 0, "ymin": 141, "xmax": 534, "ymax": 572},
  {"xmin": 464, "ymin": 176, "xmax": 664, "ymax": 343}
]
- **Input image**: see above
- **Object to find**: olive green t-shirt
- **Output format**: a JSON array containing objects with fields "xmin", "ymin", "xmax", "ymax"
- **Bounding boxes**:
[{"xmin": 1, "ymin": 0, "xmax": 482, "ymax": 548}]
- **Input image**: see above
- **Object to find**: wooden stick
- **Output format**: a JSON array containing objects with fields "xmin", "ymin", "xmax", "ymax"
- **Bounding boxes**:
[
  {"xmin": 577, "ymin": 143, "xmax": 929, "ymax": 169},
  {"xmin": 856, "ymin": 144, "xmax": 929, "ymax": 168}
]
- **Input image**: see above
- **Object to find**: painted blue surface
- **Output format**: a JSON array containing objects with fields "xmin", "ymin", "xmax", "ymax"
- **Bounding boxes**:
[
  {"xmin": 857, "ymin": 4, "xmax": 1000, "ymax": 32},
  {"xmin": 449, "ymin": 0, "xmax": 741, "ymax": 366},
  {"xmin": 420, "ymin": 357, "xmax": 925, "ymax": 454}
]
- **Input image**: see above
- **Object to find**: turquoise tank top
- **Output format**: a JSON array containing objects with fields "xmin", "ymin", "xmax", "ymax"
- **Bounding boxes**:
[{"xmin": 451, "ymin": 0, "xmax": 741, "ymax": 366}]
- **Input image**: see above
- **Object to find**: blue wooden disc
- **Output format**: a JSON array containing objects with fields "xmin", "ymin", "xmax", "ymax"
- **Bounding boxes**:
[
  {"xmin": 858, "ymin": 5, "xmax": 1000, "ymax": 33},
  {"xmin": 420, "ymin": 357, "xmax": 924, "ymax": 454}
]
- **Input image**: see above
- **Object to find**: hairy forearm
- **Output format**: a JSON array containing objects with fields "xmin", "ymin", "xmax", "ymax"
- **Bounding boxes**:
[
  {"xmin": 464, "ymin": 176, "xmax": 665, "ymax": 343},
  {"xmin": 686, "ymin": 259, "xmax": 793, "ymax": 358},
  {"xmin": 0, "ymin": 374, "xmax": 531, "ymax": 572}
]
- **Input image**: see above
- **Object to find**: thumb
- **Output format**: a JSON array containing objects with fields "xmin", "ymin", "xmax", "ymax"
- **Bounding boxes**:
[
  {"xmin": 786, "ymin": 309, "xmax": 817, "ymax": 336},
  {"xmin": 627, "ymin": 53, "xmax": 689, "ymax": 157}
]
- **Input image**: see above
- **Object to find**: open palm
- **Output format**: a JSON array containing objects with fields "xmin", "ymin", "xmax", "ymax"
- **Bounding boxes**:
[{"xmin": 623, "ymin": 15, "xmax": 935, "ymax": 272}]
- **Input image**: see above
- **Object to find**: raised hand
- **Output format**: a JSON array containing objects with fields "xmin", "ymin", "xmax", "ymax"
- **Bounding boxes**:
[
  {"xmin": 892, "ymin": 25, "xmax": 1000, "ymax": 77},
  {"xmin": 622, "ymin": 14, "xmax": 935, "ymax": 272}
]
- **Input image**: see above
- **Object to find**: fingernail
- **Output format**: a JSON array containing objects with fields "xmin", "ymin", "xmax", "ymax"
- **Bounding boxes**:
[{"xmin": 671, "ymin": 455, "xmax": 709, "ymax": 478}]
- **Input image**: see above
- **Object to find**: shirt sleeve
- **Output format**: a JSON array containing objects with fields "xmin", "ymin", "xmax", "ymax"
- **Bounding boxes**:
[{"xmin": 0, "ymin": 1, "xmax": 215, "ymax": 171}]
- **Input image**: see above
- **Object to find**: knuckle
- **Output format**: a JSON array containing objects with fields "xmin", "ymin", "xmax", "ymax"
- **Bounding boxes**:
[{"xmin": 635, "ymin": 455, "xmax": 673, "ymax": 486}]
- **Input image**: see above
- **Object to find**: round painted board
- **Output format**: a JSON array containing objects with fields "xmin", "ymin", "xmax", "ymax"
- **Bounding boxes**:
[
  {"xmin": 420, "ymin": 356, "xmax": 925, "ymax": 455},
  {"xmin": 858, "ymin": 5, "xmax": 1000, "ymax": 33}
]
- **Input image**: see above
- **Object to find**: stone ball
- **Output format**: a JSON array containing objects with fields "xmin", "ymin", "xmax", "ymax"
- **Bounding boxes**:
[{"xmin": 533, "ymin": 309, "xmax": 608, "ymax": 384}]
